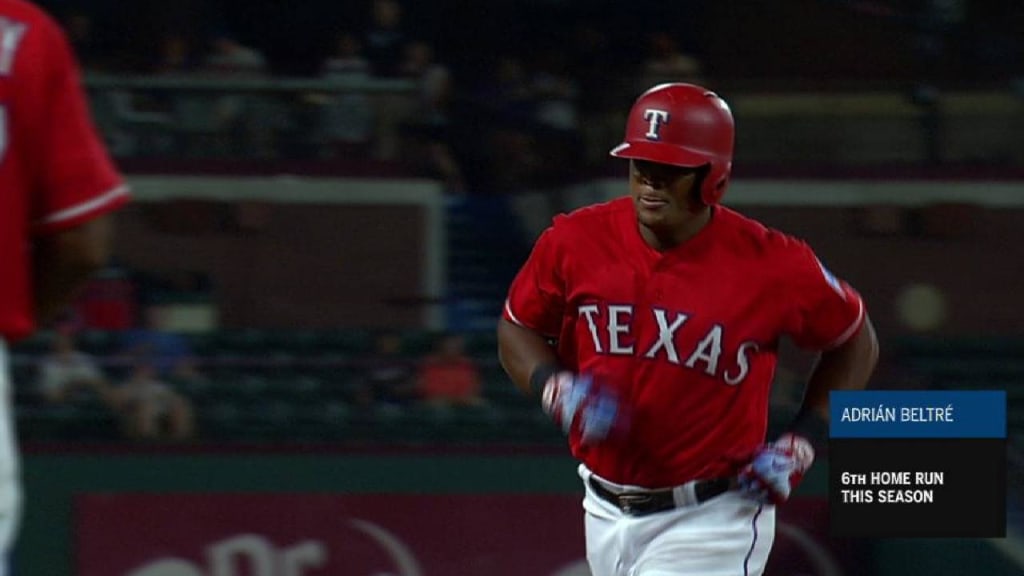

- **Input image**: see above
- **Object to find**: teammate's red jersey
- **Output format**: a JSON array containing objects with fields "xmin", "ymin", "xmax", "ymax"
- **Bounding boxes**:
[
  {"xmin": 0, "ymin": 0, "xmax": 129, "ymax": 341},
  {"xmin": 504, "ymin": 197, "xmax": 864, "ymax": 487}
]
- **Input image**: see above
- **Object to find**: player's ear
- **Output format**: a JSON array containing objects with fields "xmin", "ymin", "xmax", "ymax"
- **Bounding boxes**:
[{"xmin": 689, "ymin": 165, "xmax": 711, "ymax": 208}]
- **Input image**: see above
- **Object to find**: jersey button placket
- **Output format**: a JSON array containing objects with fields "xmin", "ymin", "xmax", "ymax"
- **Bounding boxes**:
[{"xmin": 650, "ymin": 259, "xmax": 667, "ymax": 301}]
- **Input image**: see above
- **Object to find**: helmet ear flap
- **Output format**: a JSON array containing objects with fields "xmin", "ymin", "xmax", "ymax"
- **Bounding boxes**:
[{"xmin": 701, "ymin": 161, "xmax": 730, "ymax": 205}]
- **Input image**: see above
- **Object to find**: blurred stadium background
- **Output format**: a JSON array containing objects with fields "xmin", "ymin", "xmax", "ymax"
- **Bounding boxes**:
[{"xmin": 10, "ymin": 0, "xmax": 1024, "ymax": 574}]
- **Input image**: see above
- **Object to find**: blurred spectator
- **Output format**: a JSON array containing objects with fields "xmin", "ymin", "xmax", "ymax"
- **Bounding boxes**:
[
  {"xmin": 63, "ymin": 10, "xmax": 103, "ymax": 72},
  {"xmin": 530, "ymin": 48, "xmax": 579, "ymax": 134},
  {"xmin": 398, "ymin": 40, "xmax": 465, "ymax": 193},
  {"xmin": 417, "ymin": 333, "xmax": 485, "ymax": 408},
  {"xmin": 74, "ymin": 266, "xmax": 139, "ymax": 331},
  {"xmin": 407, "ymin": 135, "xmax": 466, "ymax": 194},
  {"xmin": 107, "ymin": 361, "xmax": 196, "ymax": 442},
  {"xmin": 200, "ymin": 32, "xmax": 276, "ymax": 157},
  {"xmin": 322, "ymin": 31, "xmax": 373, "ymax": 78},
  {"xmin": 566, "ymin": 22, "xmax": 627, "ymax": 168},
  {"xmin": 149, "ymin": 32, "xmax": 221, "ymax": 157},
  {"xmin": 639, "ymin": 31, "xmax": 703, "ymax": 89},
  {"xmin": 401, "ymin": 40, "xmax": 453, "ymax": 125},
  {"xmin": 363, "ymin": 0, "xmax": 408, "ymax": 77},
  {"xmin": 203, "ymin": 32, "xmax": 267, "ymax": 77},
  {"xmin": 118, "ymin": 305, "xmax": 206, "ymax": 387},
  {"xmin": 36, "ymin": 325, "xmax": 111, "ymax": 405},
  {"xmin": 353, "ymin": 332, "xmax": 418, "ymax": 408},
  {"xmin": 476, "ymin": 55, "xmax": 542, "ymax": 192},
  {"xmin": 909, "ymin": 0, "xmax": 967, "ymax": 86},
  {"xmin": 154, "ymin": 32, "xmax": 197, "ymax": 76},
  {"xmin": 488, "ymin": 55, "xmax": 535, "ymax": 124},
  {"xmin": 529, "ymin": 48, "xmax": 585, "ymax": 188},
  {"xmin": 317, "ymin": 31, "xmax": 375, "ymax": 157},
  {"xmin": 87, "ymin": 28, "xmax": 183, "ymax": 158}
]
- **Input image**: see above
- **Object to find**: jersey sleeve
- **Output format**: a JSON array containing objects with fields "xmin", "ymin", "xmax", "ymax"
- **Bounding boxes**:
[
  {"xmin": 30, "ymin": 20, "xmax": 128, "ymax": 235},
  {"xmin": 502, "ymin": 223, "xmax": 566, "ymax": 337},
  {"xmin": 783, "ymin": 242, "xmax": 866, "ymax": 350}
]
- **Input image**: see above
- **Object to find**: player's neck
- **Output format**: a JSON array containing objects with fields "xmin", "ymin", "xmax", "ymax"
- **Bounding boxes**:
[{"xmin": 639, "ymin": 206, "xmax": 713, "ymax": 251}]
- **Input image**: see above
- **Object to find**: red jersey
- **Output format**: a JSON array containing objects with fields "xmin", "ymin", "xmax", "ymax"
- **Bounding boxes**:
[
  {"xmin": 0, "ymin": 0, "xmax": 129, "ymax": 340},
  {"xmin": 504, "ymin": 198, "xmax": 864, "ymax": 487}
]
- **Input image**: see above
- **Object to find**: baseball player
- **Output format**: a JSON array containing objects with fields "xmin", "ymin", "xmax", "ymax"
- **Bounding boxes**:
[
  {"xmin": 0, "ymin": 1, "xmax": 130, "ymax": 572},
  {"xmin": 497, "ymin": 83, "xmax": 878, "ymax": 576}
]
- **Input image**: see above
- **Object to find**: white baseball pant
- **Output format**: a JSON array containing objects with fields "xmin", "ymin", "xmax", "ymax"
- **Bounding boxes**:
[
  {"xmin": 0, "ymin": 340, "xmax": 22, "ymax": 576},
  {"xmin": 579, "ymin": 464, "xmax": 774, "ymax": 576}
]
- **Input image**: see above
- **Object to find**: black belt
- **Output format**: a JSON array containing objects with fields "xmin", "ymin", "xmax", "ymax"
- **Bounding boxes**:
[{"xmin": 588, "ymin": 476, "xmax": 732, "ymax": 516}]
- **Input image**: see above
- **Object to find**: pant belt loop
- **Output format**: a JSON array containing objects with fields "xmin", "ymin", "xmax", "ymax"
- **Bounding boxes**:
[{"xmin": 672, "ymin": 480, "xmax": 698, "ymax": 508}]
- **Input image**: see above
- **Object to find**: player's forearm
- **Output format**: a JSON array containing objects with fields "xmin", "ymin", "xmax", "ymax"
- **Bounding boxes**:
[
  {"xmin": 792, "ymin": 314, "xmax": 879, "ymax": 432},
  {"xmin": 32, "ymin": 217, "xmax": 113, "ymax": 324},
  {"xmin": 497, "ymin": 318, "xmax": 559, "ymax": 396}
]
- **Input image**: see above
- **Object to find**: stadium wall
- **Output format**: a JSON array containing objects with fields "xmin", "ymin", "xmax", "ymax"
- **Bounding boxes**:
[
  {"xmin": 120, "ymin": 175, "xmax": 1024, "ymax": 339},
  {"xmin": 16, "ymin": 450, "xmax": 1019, "ymax": 576},
  {"xmin": 118, "ymin": 176, "xmax": 447, "ymax": 330}
]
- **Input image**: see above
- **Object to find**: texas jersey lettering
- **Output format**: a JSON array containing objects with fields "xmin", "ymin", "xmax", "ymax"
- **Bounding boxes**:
[
  {"xmin": 504, "ymin": 198, "xmax": 864, "ymax": 488},
  {"xmin": 574, "ymin": 303, "xmax": 759, "ymax": 385}
]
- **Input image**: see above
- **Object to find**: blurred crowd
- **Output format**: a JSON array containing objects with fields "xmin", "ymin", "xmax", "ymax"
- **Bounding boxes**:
[
  {"xmin": 30, "ymin": 307, "xmax": 492, "ymax": 445},
  {"xmin": 52, "ymin": 0, "xmax": 1024, "ymax": 196},
  {"xmin": 34, "ymin": 311, "xmax": 199, "ymax": 443},
  {"xmin": 44, "ymin": 0, "xmax": 1024, "ymax": 194},
  {"xmin": 20, "ymin": 0, "xmax": 1024, "ymax": 446},
  {"xmin": 49, "ymin": 0, "xmax": 731, "ymax": 195}
]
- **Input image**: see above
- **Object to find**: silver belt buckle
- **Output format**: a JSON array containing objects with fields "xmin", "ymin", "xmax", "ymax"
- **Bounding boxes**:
[{"xmin": 617, "ymin": 493, "xmax": 652, "ymax": 513}]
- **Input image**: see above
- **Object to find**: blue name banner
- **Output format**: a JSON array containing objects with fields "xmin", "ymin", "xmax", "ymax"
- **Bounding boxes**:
[{"xmin": 830, "ymin": 390, "xmax": 1006, "ymax": 438}]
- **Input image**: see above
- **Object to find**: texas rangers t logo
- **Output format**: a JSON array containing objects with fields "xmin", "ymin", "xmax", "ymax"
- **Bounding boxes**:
[
  {"xmin": 0, "ymin": 17, "xmax": 29, "ymax": 76},
  {"xmin": 643, "ymin": 109, "xmax": 670, "ymax": 140}
]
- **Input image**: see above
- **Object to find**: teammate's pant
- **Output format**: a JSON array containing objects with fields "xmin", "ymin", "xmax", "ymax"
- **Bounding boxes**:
[
  {"xmin": 579, "ymin": 465, "xmax": 774, "ymax": 576},
  {"xmin": 0, "ymin": 340, "xmax": 23, "ymax": 576}
]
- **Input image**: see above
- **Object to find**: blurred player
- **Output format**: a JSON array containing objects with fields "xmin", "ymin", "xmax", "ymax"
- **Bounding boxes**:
[
  {"xmin": 0, "ymin": 0, "xmax": 130, "ymax": 572},
  {"xmin": 497, "ymin": 83, "xmax": 878, "ymax": 575}
]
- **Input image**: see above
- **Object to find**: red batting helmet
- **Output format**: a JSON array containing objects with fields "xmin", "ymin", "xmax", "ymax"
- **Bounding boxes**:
[{"xmin": 610, "ymin": 83, "xmax": 735, "ymax": 205}]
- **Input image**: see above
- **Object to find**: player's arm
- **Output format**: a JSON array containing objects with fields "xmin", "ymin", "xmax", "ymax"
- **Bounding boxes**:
[
  {"xmin": 498, "ymin": 225, "xmax": 565, "ymax": 397},
  {"xmin": 741, "ymin": 313, "xmax": 878, "ymax": 505},
  {"xmin": 497, "ymin": 317, "xmax": 559, "ymax": 396},
  {"xmin": 498, "ymin": 316, "xmax": 619, "ymax": 443},
  {"xmin": 32, "ymin": 214, "xmax": 114, "ymax": 324},
  {"xmin": 499, "ymin": 225, "xmax": 623, "ymax": 443},
  {"xmin": 789, "ymin": 313, "xmax": 879, "ymax": 435},
  {"xmin": 741, "ymin": 249, "xmax": 877, "ymax": 504}
]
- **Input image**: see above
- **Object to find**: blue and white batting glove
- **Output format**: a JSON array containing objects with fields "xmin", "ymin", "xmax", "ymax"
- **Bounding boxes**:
[
  {"xmin": 738, "ymin": 433, "xmax": 815, "ymax": 505},
  {"xmin": 536, "ymin": 370, "xmax": 621, "ymax": 444}
]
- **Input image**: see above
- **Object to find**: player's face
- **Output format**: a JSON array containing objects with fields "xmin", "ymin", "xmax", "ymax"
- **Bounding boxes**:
[{"xmin": 629, "ymin": 159, "xmax": 702, "ymax": 230}]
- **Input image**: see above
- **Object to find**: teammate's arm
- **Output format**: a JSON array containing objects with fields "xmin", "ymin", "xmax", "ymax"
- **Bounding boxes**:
[
  {"xmin": 497, "ymin": 317, "xmax": 559, "ymax": 396},
  {"xmin": 32, "ymin": 214, "xmax": 114, "ymax": 324},
  {"xmin": 27, "ymin": 11, "xmax": 127, "ymax": 326}
]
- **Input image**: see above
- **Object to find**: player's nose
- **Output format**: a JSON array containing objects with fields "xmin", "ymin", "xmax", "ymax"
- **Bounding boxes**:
[{"xmin": 639, "ymin": 176, "xmax": 668, "ymax": 191}]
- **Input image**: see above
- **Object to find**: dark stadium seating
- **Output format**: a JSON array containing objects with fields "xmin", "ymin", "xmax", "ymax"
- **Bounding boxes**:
[
  {"xmin": 11, "ymin": 330, "xmax": 1022, "ymax": 448},
  {"xmin": 8, "ymin": 328, "xmax": 560, "ymax": 445},
  {"xmin": 892, "ymin": 336, "xmax": 1024, "ymax": 435}
]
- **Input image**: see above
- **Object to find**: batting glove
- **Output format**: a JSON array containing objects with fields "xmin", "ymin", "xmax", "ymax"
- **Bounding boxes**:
[
  {"xmin": 738, "ymin": 433, "xmax": 815, "ymax": 505},
  {"xmin": 535, "ymin": 369, "xmax": 621, "ymax": 445}
]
